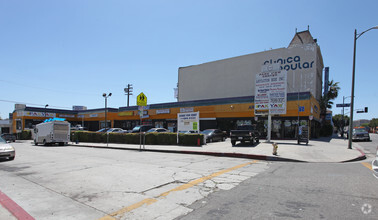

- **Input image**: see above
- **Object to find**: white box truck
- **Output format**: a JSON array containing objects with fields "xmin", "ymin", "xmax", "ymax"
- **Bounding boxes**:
[{"xmin": 34, "ymin": 121, "xmax": 71, "ymax": 146}]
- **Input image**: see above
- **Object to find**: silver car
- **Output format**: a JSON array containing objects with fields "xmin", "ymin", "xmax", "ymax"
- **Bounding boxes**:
[{"xmin": 0, "ymin": 136, "xmax": 15, "ymax": 161}]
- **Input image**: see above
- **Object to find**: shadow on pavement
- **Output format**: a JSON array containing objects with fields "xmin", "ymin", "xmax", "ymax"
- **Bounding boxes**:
[{"xmin": 232, "ymin": 142, "xmax": 260, "ymax": 148}]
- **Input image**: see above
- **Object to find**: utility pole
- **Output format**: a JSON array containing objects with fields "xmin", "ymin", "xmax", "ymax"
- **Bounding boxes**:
[{"xmin": 124, "ymin": 84, "xmax": 133, "ymax": 107}]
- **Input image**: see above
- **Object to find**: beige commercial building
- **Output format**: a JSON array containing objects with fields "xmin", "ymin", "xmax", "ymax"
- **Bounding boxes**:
[{"xmin": 178, "ymin": 30, "xmax": 323, "ymax": 102}]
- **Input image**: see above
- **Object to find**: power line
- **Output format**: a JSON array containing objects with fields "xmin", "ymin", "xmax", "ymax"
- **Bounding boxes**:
[
  {"xmin": 0, "ymin": 79, "xmax": 98, "ymax": 97},
  {"xmin": 0, "ymin": 99, "xmax": 70, "ymax": 109}
]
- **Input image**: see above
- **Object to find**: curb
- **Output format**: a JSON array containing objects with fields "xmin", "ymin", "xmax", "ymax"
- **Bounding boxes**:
[
  {"xmin": 71, "ymin": 144, "xmax": 306, "ymax": 163},
  {"xmin": 341, "ymin": 146, "xmax": 367, "ymax": 163},
  {"xmin": 0, "ymin": 190, "xmax": 34, "ymax": 220}
]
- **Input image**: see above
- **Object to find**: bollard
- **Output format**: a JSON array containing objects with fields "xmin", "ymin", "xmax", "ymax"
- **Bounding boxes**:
[{"xmin": 272, "ymin": 143, "xmax": 278, "ymax": 155}]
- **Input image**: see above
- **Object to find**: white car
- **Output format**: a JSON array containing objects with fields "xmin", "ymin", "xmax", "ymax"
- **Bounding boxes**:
[
  {"xmin": 106, "ymin": 128, "xmax": 125, "ymax": 133},
  {"xmin": 0, "ymin": 136, "xmax": 15, "ymax": 161}
]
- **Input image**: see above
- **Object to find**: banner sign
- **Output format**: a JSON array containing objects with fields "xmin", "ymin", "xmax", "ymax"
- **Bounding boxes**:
[
  {"xmin": 118, "ymin": 111, "xmax": 134, "ymax": 116},
  {"xmin": 180, "ymin": 107, "xmax": 194, "ymax": 113},
  {"xmin": 156, "ymin": 109, "xmax": 170, "ymax": 114},
  {"xmin": 255, "ymin": 66, "xmax": 287, "ymax": 115},
  {"xmin": 23, "ymin": 111, "xmax": 56, "ymax": 118},
  {"xmin": 177, "ymin": 112, "xmax": 199, "ymax": 132}
]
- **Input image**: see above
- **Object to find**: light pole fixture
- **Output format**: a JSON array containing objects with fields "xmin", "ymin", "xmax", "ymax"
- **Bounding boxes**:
[
  {"xmin": 102, "ymin": 93, "xmax": 112, "ymax": 130},
  {"xmin": 348, "ymin": 26, "xmax": 378, "ymax": 149},
  {"xmin": 44, "ymin": 104, "xmax": 49, "ymax": 119}
]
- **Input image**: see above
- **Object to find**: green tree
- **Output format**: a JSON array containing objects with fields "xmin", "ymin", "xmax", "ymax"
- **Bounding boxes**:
[
  {"xmin": 333, "ymin": 114, "xmax": 349, "ymax": 129},
  {"xmin": 319, "ymin": 80, "xmax": 340, "ymax": 115},
  {"xmin": 369, "ymin": 118, "xmax": 378, "ymax": 128},
  {"xmin": 319, "ymin": 80, "xmax": 340, "ymax": 136},
  {"xmin": 327, "ymin": 80, "xmax": 340, "ymax": 100}
]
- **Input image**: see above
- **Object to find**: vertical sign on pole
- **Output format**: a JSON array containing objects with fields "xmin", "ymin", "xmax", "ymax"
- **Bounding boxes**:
[
  {"xmin": 137, "ymin": 92, "xmax": 147, "ymax": 151},
  {"xmin": 177, "ymin": 112, "xmax": 200, "ymax": 144},
  {"xmin": 255, "ymin": 64, "xmax": 287, "ymax": 142}
]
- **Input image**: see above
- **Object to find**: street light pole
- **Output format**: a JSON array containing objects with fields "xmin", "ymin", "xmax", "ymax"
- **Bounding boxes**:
[
  {"xmin": 348, "ymin": 26, "xmax": 378, "ymax": 149},
  {"xmin": 44, "ymin": 104, "xmax": 49, "ymax": 121},
  {"xmin": 103, "ymin": 93, "xmax": 112, "ymax": 147},
  {"xmin": 103, "ymin": 93, "xmax": 112, "ymax": 130}
]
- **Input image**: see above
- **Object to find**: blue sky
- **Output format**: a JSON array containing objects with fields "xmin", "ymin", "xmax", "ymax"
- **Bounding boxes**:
[{"xmin": 0, "ymin": 0, "xmax": 377, "ymax": 121}]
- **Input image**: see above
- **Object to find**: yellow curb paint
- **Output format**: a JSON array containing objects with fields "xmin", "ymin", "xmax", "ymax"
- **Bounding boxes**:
[
  {"xmin": 99, "ymin": 160, "xmax": 258, "ymax": 219},
  {"xmin": 361, "ymin": 162, "xmax": 372, "ymax": 171}
]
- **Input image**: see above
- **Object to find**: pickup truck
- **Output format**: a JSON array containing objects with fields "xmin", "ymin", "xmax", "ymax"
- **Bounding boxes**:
[
  {"xmin": 71, "ymin": 124, "xmax": 84, "ymax": 130},
  {"xmin": 230, "ymin": 125, "xmax": 260, "ymax": 146}
]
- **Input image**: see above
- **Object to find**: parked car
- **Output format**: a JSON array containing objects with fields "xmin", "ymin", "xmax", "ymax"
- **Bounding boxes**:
[
  {"xmin": 106, "ymin": 128, "xmax": 124, "ymax": 133},
  {"xmin": 96, "ymin": 128, "xmax": 110, "ymax": 132},
  {"xmin": 146, "ymin": 128, "xmax": 170, "ymax": 133},
  {"xmin": 1, "ymin": 133, "xmax": 16, "ymax": 142},
  {"xmin": 71, "ymin": 124, "xmax": 84, "ymax": 130},
  {"xmin": 201, "ymin": 129, "xmax": 226, "ymax": 143},
  {"xmin": 178, "ymin": 130, "xmax": 198, "ymax": 134},
  {"xmin": 0, "ymin": 136, "xmax": 15, "ymax": 161},
  {"xmin": 131, "ymin": 125, "xmax": 154, "ymax": 133},
  {"xmin": 352, "ymin": 128, "xmax": 370, "ymax": 141}
]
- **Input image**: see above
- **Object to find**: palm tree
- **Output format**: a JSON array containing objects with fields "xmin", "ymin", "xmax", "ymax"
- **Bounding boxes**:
[
  {"xmin": 319, "ymin": 80, "xmax": 340, "ymax": 115},
  {"xmin": 327, "ymin": 80, "xmax": 340, "ymax": 100}
]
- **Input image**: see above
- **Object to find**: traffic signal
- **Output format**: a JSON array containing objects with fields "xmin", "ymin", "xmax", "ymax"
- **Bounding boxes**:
[{"xmin": 365, "ymin": 107, "xmax": 368, "ymax": 113}]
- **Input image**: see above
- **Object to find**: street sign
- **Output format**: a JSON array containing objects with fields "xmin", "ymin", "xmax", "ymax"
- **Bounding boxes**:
[
  {"xmin": 336, "ymin": 103, "xmax": 351, "ymax": 108},
  {"xmin": 299, "ymin": 106, "xmax": 305, "ymax": 112},
  {"xmin": 137, "ymin": 92, "xmax": 147, "ymax": 106},
  {"xmin": 309, "ymin": 115, "xmax": 313, "ymax": 120}
]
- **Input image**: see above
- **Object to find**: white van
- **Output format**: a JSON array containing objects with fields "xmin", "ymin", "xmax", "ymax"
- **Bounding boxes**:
[{"xmin": 34, "ymin": 121, "xmax": 71, "ymax": 146}]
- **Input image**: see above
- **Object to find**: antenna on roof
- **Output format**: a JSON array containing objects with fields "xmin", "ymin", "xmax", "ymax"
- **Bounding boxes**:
[
  {"xmin": 295, "ymin": 28, "xmax": 297, "ymax": 33},
  {"xmin": 307, "ymin": 25, "xmax": 310, "ymax": 31}
]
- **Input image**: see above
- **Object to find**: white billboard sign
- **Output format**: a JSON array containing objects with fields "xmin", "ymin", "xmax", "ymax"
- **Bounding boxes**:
[
  {"xmin": 177, "ymin": 112, "xmax": 199, "ymax": 132},
  {"xmin": 255, "ymin": 65, "xmax": 287, "ymax": 115}
]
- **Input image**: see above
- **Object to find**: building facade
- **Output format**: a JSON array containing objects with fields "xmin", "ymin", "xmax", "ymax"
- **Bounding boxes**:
[{"xmin": 10, "ymin": 30, "xmax": 324, "ymax": 140}]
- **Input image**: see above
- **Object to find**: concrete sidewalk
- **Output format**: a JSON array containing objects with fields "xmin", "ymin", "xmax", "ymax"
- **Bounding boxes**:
[{"xmin": 71, "ymin": 135, "xmax": 366, "ymax": 163}]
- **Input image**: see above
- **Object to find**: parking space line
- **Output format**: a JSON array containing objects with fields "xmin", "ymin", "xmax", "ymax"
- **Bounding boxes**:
[
  {"xmin": 361, "ymin": 162, "xmax": 372, "ymax": 171},
  {"xmin": 99, "ymin": 160, "xmax": 259, "ymax": 220}
]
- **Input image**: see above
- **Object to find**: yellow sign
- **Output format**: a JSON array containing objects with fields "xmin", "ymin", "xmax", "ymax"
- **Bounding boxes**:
[
  {"xmin": 137, "ymin": 92, "xmax": 147, "ymax": 106},
  {"xmin": 118, "ymin": 111, "xmax": 134, "ymax": 116}
]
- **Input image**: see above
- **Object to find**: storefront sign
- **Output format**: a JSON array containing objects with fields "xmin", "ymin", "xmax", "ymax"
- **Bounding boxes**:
[
  {"xmin": 89, "ymin": 114, "xmax": 98, "ymax": 118},
  {"xmin": 24, "ymin": 111, "xmax": 56, "ymax": 118},
  {"xmin": 118, "ymin": 111, "xmax": 134, "ymax": 116},
  {"xmin": 180, "ymin": 107, "xmax": 194, "ymax": 113},
  {"xmin": 156, "ymin": 109, "xmax": 170, "ymax": 114},
  {"xmin": 59, "ymin": 114, "xmax": 75, "ymax": 118}
]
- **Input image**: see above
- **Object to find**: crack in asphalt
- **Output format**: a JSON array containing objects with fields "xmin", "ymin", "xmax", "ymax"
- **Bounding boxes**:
[{"xmin": 13, "ymin": 174, "xmax": 110, "ymax": 216}]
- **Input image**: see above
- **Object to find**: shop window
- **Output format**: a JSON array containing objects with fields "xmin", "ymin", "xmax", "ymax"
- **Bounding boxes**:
[{"xmin": 272, "ymin": 120, "xmax": 282, "ymax": 139}]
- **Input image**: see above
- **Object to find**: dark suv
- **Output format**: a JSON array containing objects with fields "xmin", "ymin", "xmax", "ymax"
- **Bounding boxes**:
[{"xmin": 1, "ymin": 133, "xmax": 16, "ymax": 142}]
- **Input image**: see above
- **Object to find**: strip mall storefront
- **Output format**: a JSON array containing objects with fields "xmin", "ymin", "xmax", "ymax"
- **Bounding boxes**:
[{"xmin": 11, "ymin": 91, "xmax": 320, "ymax": 139}]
